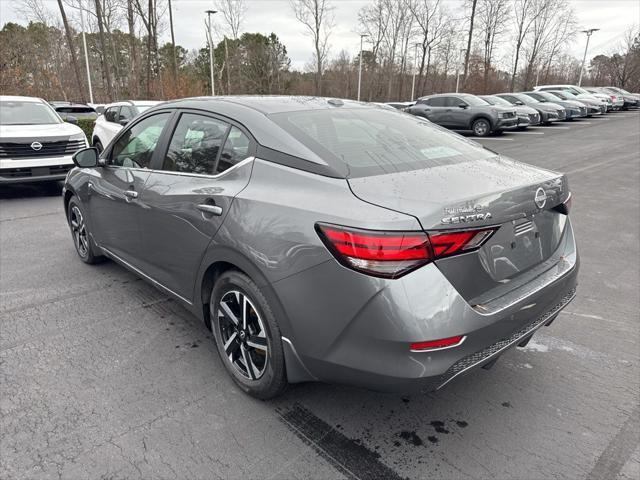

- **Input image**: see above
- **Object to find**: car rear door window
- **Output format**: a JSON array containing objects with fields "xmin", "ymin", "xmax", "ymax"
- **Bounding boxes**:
[
  {"xmin": 426, "ymin": 97, "xmax": 447, "ymax": 107},
  {"xmin": 104, "ymin": 107, "xmax": 119, "ymax": 123},
  {"xmin": 110, "ymin": 113, "xmax": 170, "ymax": 169},
  {"xmin": 162, "ymin": 113, "xmax": 229, "ymax": 175},
  {"xmin": 216, "ymin": 126, "xmax": 251, "ymax": 174}
]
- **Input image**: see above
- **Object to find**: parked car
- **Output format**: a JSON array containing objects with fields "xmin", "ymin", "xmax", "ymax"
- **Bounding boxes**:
[
  {"xmin": 521, "ymin": 91, "xmax": 587, "ymax": 120},
  {"xmin": 92, "ymin": 100, "xmax": 160, "ymax": 151},
  {"xmin": 88, "ymin": 103, "xmax": 107, "ymax": 115},
  {"xmin": 534, "ymin": 84, "xmax": 608, "ymax": 113},
  {"xmin": 64, "ymin": 96, "xmax": 578, "ymax": 398},
  {"xmin": 385, "ymin": 101, "xmax": 416, "ymax": 111},
  {"xmin": 601, "ymin": 87, "xmax": 639, "ymax": 109},
  {"xmin": 0, "ymin": 95, "xmax": 88, "ymax": 184},
  {"xmin": 406, "ymin": 93, "xmax": 517, "ymax": 136},
  {"xmin": 53, "ymin": 103, "xmax": 98, "ymax": 122},
  {"xmin": 495, "ymin": 92, "xmax": 565, "ymax": 124},
  {"xmin": 543, "ymin": 90, "xmax": 602, "ymax": 116},
  {"xmin": 480, "ymin": 95, "xmax": 540, "ymax": 128},
  {"xmin": 583, "ymin": 87, "xmax": 624, "ymax": 110}
]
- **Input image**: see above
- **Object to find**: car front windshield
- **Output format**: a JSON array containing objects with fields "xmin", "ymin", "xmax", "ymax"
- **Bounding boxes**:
[
  {"xmin": 270, "ymin": 108, "xmax": 496, "ymax": 178},
  {"xmin": 463, "ymin": 95, "xmax": 491, "ymax": 106},
  {"xmin": 0, "ymin": 100, "xmax": 62, "ymax": 125},
  {"xmin": 552, "ymin": 91, "xmax": 573, "ymax": 100},
  {"xmin": 514, "ymin": 94, "xmax": 538, "ymax": 104},
  {"xmin": 483, "ymin": 96, "xmax": 511, "ymax": 107}
]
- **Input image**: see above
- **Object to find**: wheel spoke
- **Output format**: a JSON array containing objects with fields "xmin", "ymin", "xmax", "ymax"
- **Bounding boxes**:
[
  {"xmin": 220, "ymin": 301, "xmax": 239, "ymax": 326},
  {"xmin": 70, "ymin": 218, "xmax": 79, "ymax": 229},
  {"xmin": 242, "ymin": 295, "xmax": 248, "ymax": 330},
  {"xmin": 240, "ymin": 344, "xmax": 255, "ymax": 380},
  {"xmin": 224, "ymin": 332, "xmax": 239, "ymax": 357},
  {"xmin": 246, "ymin": 336, "xmax": 267, "ymax": 352}
]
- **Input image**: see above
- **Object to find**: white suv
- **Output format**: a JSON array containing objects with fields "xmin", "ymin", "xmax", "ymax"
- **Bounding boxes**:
[
  {"xmin": 92, "ymin": 100, "xmax": 160, "ymax": 152},
  {"xmin": 0, "ymin": 95, "xmax": 88, "ymax": 184},
  {"xmin": 534, "ymin": 84, "xmax": 610, "ymax": 112}
]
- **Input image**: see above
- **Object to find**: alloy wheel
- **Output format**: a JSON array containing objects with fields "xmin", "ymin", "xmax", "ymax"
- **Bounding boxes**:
[
  {"xmin": 474, "ymin": 120, "xmax": 490, "ymax": 136},
  {"xmin": 70, "ymin": 205, "xmax": 89, "ymax": 257},
  {"xmin": 217, "ymin": 290, "xmax": 269, "ymax": 380}
]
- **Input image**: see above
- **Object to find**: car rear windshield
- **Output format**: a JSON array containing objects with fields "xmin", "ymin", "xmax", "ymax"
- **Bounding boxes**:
[
  {"xmin": 0, "ymin": 100, "xmax": 61, "ymax": 125},
  {"xmin": 56, "ymin": 107, "xmax": 95, "ymax": 113},
  {"xmin": 269, "ymin": 108, "xmax": 495, "ymax": 178}
]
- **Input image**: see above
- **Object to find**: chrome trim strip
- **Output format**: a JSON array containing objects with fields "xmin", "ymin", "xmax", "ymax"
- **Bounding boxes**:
[
  {"xmin": 104, "ymin": 156, "xmax": 254, "ymax": 179},
  {"xmin": 100, "ymin": 246, "xmax": 193, "ymax": 305},
  {"xmin": 410, "ymin": 335, "xmax": 467, "ymax": 353},
  {"xmin": 437, "ymin": 289, "xmax": 576, "ymax": 390}
]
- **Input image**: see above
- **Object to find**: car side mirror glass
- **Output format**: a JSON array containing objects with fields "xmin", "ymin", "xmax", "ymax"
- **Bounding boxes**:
[
  {"xmin": 72, "ymin": 147, "xmax": 99, "ymax": 168},
  {"xmin": 119, "ymin": 119, "xmax": 130, "ymax": 126},
  {"xmin": 66, "ymin": 115, "xmax": 78, "ymax": 125}
]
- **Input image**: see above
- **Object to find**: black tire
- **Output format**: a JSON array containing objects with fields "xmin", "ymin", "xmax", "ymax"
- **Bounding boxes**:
[
  {"xmin": 210, "ymin": 270, "xmax": 287, "ymax": 399},
  {"xmin": 67, "ymin": 196, "xmax": 102, "ymax": 264},
  {"xmin": 472, "ymin": 118, "xmax": 491, "ymax": 137},
  {"xmin": 93, "ymin": 140, "xmax": 103, "ymax": 153}
]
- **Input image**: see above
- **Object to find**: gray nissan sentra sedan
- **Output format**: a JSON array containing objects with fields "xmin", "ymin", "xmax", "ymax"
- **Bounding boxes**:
[{"xmin": 63, "ymin": 96, "xmax": 578, "ymax": 399}]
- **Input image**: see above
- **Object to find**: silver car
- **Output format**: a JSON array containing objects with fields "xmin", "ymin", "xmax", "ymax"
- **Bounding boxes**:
[{"xmin": 64, "ymin": 96, "xmax": 579, "ymax": 399}]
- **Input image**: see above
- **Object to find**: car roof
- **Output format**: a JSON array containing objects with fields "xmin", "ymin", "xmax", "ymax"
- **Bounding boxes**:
[
  {"xmin": 0, "ymin": 95, "xmax": 45, "ymax": 103},
  {"xmin": 104, "ymin": 100, "xmax": 161, "ymax": 108}
]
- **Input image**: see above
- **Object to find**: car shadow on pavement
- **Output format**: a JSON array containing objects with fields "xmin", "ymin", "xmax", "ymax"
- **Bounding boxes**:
[{"xmin": 0, "ymin": 181, "xmax": 63, "ymax": 199}]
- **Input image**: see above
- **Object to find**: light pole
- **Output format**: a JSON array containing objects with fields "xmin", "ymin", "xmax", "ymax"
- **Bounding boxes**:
[
  {"xmin": 410, "ymin": 43, "xmax": 420, "ymax": 101},
  {"xmin": 578, "ymin": 28, "xmax": 599, "ymax": 86},
  {"xmin": 357, "ymin": 34, "xmax": 368, "ymax": 101},
  {"xmin": 205, "ymin": 10, "xmax": 218, "ymax": 96},
  {"xmin": 79, "ymin": 6, "xmax": 93, "ymax": 103},
  {"xmin": 455, "ymin": 48, "xmax": 465, "ymax": 93}
]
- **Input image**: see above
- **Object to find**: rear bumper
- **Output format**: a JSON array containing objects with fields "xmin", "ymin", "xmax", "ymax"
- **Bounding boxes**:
[
  {"xmin": 275, "ymin": 218, "xmax": 579, "ymax": 392},
  {"xmin": 0, "ymin": 156, "xmax": 74, "ymax": 183}
]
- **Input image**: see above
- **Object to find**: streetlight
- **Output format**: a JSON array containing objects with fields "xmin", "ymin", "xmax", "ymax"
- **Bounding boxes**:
[
  {"xmin": 578, "ymin": 28, "xmax": 599, "ymax": 86},
  {"xmin": 410, "ymin": 43, "xmax": 421, "ymax": 101},
  {"xmin": 205, "ymin": 10, "xmax": 218, "ymax": 96},
  {"xmin": 455, "ymin": 48, "xmax": 465, "ymax": 93},
  {"xmin": 357, "ymin": 34, "xmax": 368, "ymax": 101}
]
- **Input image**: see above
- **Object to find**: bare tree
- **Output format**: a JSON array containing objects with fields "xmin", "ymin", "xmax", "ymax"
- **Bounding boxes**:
[
  {"xmin": 291, "ymin": 0, "xmax": 335, "ymax": 95},
  {"xmin": 509, "ymin": 0, "xmax": 539, "ymax": 91},
  {"xmin": 462, "ymin": 0, "xmax": 478, "ymax": 87},
  {"xmin": 478, "ymin": 0, "xmax": 510, "ymax": 93},
  {"xmin": 56, "ymin": 0, "xmax": 86, "ymax": 101},
  {"xmin": 215, "ymin": 0, "xmax": 246, "ymax": 39},
  {"xmin": 408, "ymin": 0, "xmax": 446, "ymax": 95},
  {"xmin": 94, "ymin": 0, "xmax": 114, "ymax": 100},
  {"xmin": 358, "ymin": 0, "xmax": 390, "ymax": 100}
]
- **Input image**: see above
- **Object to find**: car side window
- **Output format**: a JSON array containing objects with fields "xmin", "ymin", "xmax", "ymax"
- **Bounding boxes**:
[
  {"xmin": 426, "ymin": 97, "xmax": 446, "ymax": 107},
  {"xmin": 216, "ymin": 126, "xmax": 251, "ymax": 174},
  {"xmin": 110, "ymin": 113, "xmax": 170, "ymax": 169},
  {"xmin": 446, "ymin": 97, "xmax": 463, "ymax": 107},
  {"xmin": 162, "ymin": 113, "xmax": 229, "ymax": 175},
  {"xmin": 104, "ymin": 107, "xmax": 118, "ymax": 123},
  {"xmin": 501, "ymin": 95, "xmax": 516, "ymax": 104},
  {"xmin": 119, "ymin": 106, "xmax": 134, "ymax": 122}
]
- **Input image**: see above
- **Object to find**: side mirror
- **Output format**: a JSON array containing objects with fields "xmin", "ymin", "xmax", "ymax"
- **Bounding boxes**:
[
  {"xmin": 119, "ymin": 119, "xmax": 129, "ymax": 126},
  {"xmin": 66, "ymin": 115, "xmax": 78, "ymax": 125},
  {"xmin": 515, "ymin": 101, "xmax": 524, "ymax": 106},
  {"xmin": 72, "ymin": 147, "xmax": 99, "ymax": 168},
  {"xmin": 459, "ymin": 103, "xmax": 468, "ymax": 109}
]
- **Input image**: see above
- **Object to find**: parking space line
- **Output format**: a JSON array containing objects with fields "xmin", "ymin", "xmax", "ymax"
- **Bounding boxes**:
[
  {"xmin": 507, "ymin": 131, "xmax": 544, "ymax": 135},
  {"xmin": 476, "ymin": 137, "xmax": 513, "ymax": 141},
  {"xmin": 575, "ymin": 121, "xmax": 591, "ymax": 124},
  {"xmin": 546, "ymin": 126, "xmax": 570, "ymax": 129}
]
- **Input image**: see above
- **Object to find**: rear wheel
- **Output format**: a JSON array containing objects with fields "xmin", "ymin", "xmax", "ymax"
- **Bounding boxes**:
[
  {"xmin": 472, "ymin": 118, "xmax": 491, "ymax": 137},
  {"xmin": 67, "ymin": 196, "xmax": 102, "ymax": 264},
  {"xmin": 210, "ymin": 270, "xmax": 287, "ymax": 399}
]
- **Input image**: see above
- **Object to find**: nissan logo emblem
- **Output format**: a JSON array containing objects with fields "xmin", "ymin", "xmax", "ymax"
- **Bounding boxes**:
[
  {"xmin": 534, "ymin": 187, "xmax": 547, "ymax": 209},
  {"xmin": 30, "ymin": 141, "xmax": 43, "ymax": 151}
]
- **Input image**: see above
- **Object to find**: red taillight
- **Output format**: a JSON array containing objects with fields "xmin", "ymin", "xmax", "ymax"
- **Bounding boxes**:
[
  {"xmin": 410, "ymin": 335, "xmax": 466, "ymax": 352},
  {"xmin": 553, "ymin": 193, "xmax": 572, "ymax": 215},
  {"xmin": 316, "ymin": 224, "xmax": 497, "ymax": 278}
]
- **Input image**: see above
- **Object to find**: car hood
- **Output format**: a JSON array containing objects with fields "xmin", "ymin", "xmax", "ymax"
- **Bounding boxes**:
[
  {"xmin": 514, "ymin": 105, "xmax": 539, "ymax": 115},
  {"xmin": 347, "ymin": 155, "xmax": 566, "ymax": 230},
  {"xmin": 0, "ymin": 122, "xmax": 84, "ymax": 141}
]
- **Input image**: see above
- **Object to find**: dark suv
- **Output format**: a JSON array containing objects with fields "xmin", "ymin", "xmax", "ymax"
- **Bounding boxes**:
[{"xmin": 406, "ymin": 93, "xmax": 518, "ymax": 136}]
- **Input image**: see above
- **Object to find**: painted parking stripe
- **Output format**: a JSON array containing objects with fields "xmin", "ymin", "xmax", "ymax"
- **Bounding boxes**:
[
  {"xmin": 475, "ymin": 137, "xmax": 514, "ymax": 141},
  {"xmin": 546, "ymin": 126, "xmax": 571, "ymax": 129},
  {"xmin": 575, "ymin": 121, "xmax": 591, "ymax": 124},
  {"xmin": 507, "ymin": 131, "xmax": 545, "ymax": 135}
]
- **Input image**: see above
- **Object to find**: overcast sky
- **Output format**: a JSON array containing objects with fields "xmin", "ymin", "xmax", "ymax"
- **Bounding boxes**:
[{"xmin": 0, "ymin": 0, "xmax": 637, "ymax": 70}]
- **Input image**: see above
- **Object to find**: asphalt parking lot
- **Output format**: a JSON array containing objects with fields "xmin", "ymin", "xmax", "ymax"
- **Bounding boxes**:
[{"xmin": 1, "ymin": 111, "xmax": 639, "ymax": 480}]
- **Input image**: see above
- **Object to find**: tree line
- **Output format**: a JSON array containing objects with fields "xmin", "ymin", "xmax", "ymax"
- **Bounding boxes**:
[{"xmin": 0, "ymin": 0, "xmax": 638, "ymax": 104}]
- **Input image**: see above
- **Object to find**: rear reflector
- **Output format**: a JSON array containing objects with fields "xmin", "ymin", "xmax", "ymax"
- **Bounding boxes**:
[
  {"xmin": 410, "ymin": 335, "xmax": 466, "ymax": 352},
  {"xmin": 316, "ymin": 223, "xmax": 498, "ymax": 278}
]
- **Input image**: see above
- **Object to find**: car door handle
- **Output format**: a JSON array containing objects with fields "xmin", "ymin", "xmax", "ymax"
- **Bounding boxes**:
[
  {"xmin": 197, "ymin": 204, "xmax": 223, "ymax": 216},
  {"xmin": 124, "ymin": 189, "xmax": 138, "ymax": 199}
]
